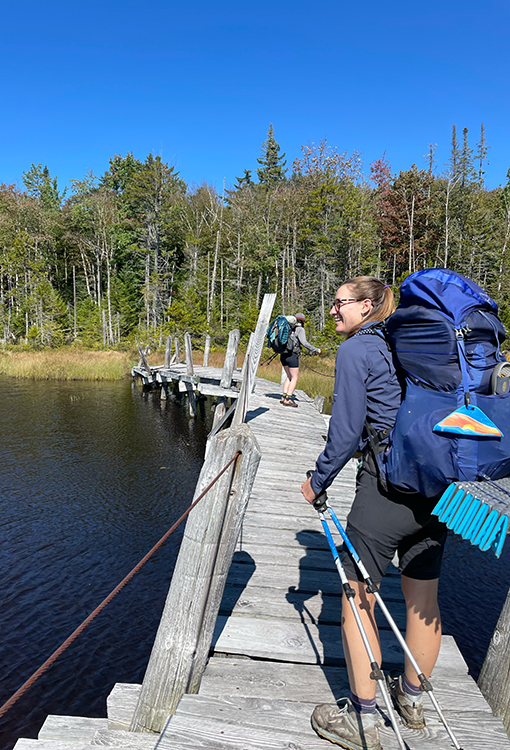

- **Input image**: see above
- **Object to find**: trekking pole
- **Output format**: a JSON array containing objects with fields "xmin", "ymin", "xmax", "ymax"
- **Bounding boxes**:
[
  {"xmin": 307, "ymin": 479, "xmax": 407, "ymax": 750},
  {"xmin": 309, "ymin": 475, "xmax": 465, "ymax": 750}
]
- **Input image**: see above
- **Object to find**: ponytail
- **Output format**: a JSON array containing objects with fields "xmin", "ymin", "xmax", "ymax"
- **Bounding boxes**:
[{"xmin": 342, "ymin": 277, "xmax": 395, "ymax": 338}]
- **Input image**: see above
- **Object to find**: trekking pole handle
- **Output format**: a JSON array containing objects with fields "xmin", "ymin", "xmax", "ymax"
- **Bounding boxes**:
[{"xmin": 306, "ymin": 470, "xmax": 329, "ymax": 513}]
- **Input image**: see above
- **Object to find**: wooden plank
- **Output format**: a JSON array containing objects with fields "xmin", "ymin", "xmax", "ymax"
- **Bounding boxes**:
[
  {"xmin": 226, "ymin": 561, "xmax": 405, "ymax": 600},
  {"xmin": 14, "ymin": 743, "xmax": 105, "ymax": 750},
  {"xmin": 196, "ymin": 383, "xmax": 239, "ymax": 398},
  {"xmin": 219, "ymin": 582, "xmax": 407, "ymax": 630},
  {"xmin": 158, "ymin": 709, "xmax": 510, "ymax": 750},
  {"xmin": 200, "ymin": 658, "xmax": 350, "ymax": 703},
  {"xmin": 200, "ymin": 657, "xmax": 489, "ymax": 713},
  {"xmin": 211, "ymin": 614, "xmax": 405, "ymax": 667},
  {"xmin": 176, "ymin": 688, "xmax": 492, "ymax": 735},
  {"xmin": 93, "ymin": 728, "xmax": 161, "ymax": 747},
  {"xmin": 38, "ymin": 715, "xmax": 108, "ymax": 741}
]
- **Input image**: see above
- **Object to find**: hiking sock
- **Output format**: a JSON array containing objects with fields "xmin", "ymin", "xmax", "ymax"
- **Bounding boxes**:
[
  {"xmin": 402, "ymin": 674, "xmax": 423, "ymax": 702},
  {"xmin": 350, "ymin": 692, "xmax": 377, "ymax": 716}
]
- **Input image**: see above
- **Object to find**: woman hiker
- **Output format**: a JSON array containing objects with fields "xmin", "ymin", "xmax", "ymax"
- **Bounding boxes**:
[
  {"xmin": 301, "ymin": 277, "xmax": 447, "ymax": 750},
  {"xmin": 281, "ymin": 312, "xmax": 321, "ymax": 407}
]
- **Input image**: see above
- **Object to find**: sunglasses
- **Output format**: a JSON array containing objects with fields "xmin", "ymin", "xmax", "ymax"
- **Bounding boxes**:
[{"xmin": 333, "ymin": 298, "xmax": 359, "ymax": 310}]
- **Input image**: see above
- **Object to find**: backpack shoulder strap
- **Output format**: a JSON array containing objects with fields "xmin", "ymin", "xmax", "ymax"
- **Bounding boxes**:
[{"xmin": 354, "ymin": 322, "xmax": 391, "ymax": 351}]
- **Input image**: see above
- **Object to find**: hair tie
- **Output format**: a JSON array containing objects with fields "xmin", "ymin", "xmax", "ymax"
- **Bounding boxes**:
[{"xmin": 383, "ymin": 285, "xmax": 389, "ymax": 289}]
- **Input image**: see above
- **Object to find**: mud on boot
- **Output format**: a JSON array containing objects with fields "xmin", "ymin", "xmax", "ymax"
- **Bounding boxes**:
[
  {"xmin": 311, "ymin": 699, "xmax": 381, "ymax": 750},
  {"xmin": 387, "ymin": 673, "xmax": 425, "ymax": 729}
]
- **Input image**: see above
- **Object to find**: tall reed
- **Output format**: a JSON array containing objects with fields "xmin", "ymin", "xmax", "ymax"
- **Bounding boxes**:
[{"xmin": 0, "ymin": 349, "xmax": 133, "ymax": 380}]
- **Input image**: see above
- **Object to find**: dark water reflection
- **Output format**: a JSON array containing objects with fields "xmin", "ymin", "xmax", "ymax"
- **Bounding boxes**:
[{"xmin": 0, "ymin": 377, "xmax": 209, "ymax": 749}]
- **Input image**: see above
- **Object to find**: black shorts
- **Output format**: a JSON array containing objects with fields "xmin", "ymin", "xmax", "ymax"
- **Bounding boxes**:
[
  {"xmin": 281, "ymin": 352, "xmax": 299, "ymax": 368},
  {"xmin": 340, "ymin": 468, "xmax": 447, "ymax": 584}
]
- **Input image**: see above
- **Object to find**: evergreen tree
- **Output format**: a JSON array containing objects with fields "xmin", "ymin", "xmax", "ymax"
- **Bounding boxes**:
[
  {"xmin": 233, "ymin": 169, "xmax": 253, "ymax": 189},
  {"xmin": 22, "ymin": 164, "xmax": 65, "ymax": 211},
  {"xmin": 475, "ymin": 124, "xmax": 490, "ymax": 189},
  {"xmin": 449, "ymin": 126, "xmax": 460, "ymax": 181},
  {"xmin": 256, "ymin": 124, "xmax": 287, "ymax": 187}
]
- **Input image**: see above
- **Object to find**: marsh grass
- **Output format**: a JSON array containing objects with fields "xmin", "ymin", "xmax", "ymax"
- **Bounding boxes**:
[
  {"xmin": 0, "ymin": 345, "xmax": 337, "ymax": 396},
  {"xmin": 0, "ymin": 349, "xmax": 134, "ymax": 380}
]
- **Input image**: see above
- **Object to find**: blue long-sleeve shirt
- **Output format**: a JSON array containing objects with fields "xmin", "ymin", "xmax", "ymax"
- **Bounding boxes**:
[{"xmin": 310, "ymin": 323, "xmax": 402, "ymax": 495}]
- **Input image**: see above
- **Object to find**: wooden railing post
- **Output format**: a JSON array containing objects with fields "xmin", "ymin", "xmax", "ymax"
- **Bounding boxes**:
[
  {"xmin": 164, "ymin": 336, "xmax": 173, "ymax": 368},
  {"xmin": 478, "ymin": 585, "xmax": 510, "ymax": 732},
  {"xmin": 220, "ymin": 329, "xmax": 240, "ymax": 388},
  {"xmin": 203, "ymin": 335, "xmax": 211, "ymax": 367},
  {"xmin": 137, "ymin": 344, "xmax": 151, "ymax": 373},
  {"xmin": 175, "ymin": 338, "xmax": 181, "ymax": 364},
  {"xmin": 248, "ymin": 293, "xmax": 276, "ymax": 391},
  {"xmin": 129, "ymin": 424, "xmax": 261, "ymax": 734},
  {"xmin": 184, "ymin": 332, "xmax": 194, "ymax": 376}
]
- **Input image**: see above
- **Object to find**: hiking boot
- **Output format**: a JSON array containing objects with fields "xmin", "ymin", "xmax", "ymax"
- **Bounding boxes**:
[
  {"xmin": 388, "ymin": 674, "xmax": 425, "ymax": 729},
  {"xmin": 311, "ymin": 700, "xmax": 381, "ymax": 750}
]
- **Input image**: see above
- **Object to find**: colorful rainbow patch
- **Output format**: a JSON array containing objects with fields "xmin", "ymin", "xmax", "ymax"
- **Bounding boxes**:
[{"xmin": 433, "ymin": 405, "xmax": 503, "ymax": 437}]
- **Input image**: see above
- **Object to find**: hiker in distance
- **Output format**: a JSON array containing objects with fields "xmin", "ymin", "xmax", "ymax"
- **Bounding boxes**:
[
  {"xmin": 301, "ymin": 277, "xmax": 447, "ymax": 750},
  {"xmin": 281, "ymin": 313, "xmax": 321, "ymax": 407}
]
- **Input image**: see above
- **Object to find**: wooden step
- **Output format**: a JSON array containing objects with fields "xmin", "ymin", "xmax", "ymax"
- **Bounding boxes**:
[
  {"xmin": 107, "ymin": 683, "xmax": 141, "ymax": 731},
  {"xmin": 158, "ymin": 707, "xmax": 510, "ymax": 750},
  {"xmin": 15, "ymin": 742, "xmax": 97, "ymax": 750},
  {"xmin": 38, "ymin": 715, "xmax": 108, "ymax": 742},
  {"xmin": 91, "ymin": 728, "xmax": 160, "ymax": 747},
  {"xmin": 199, "ymin": 654, "xmax": 490, "ymax": 714}
]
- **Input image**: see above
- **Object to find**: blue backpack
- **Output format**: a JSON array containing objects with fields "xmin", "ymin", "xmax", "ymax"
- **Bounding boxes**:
[
  {"xmin": 266, "ymin": 315, "xmax": 296, "ymax": 355},
  {"xmin": 375, "ymin": 268, "xmax": 510, "ymax": 497}
]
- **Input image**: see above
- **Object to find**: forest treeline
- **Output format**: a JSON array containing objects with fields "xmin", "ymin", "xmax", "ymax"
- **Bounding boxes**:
[{"xmin": 1, "ymin": 123, "xmax": 510, "ymax": 349}]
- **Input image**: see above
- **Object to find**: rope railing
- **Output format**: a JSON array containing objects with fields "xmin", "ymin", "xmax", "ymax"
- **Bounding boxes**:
[{"xmin": 0, "ymin": 450, "xmax": 241, "ymax": 722}]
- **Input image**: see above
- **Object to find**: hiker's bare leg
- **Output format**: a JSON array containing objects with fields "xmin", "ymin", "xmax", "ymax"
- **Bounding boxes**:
[
  {"xmin": 401, "ymin": 575, "xmax": 441, "ymax": 682},
  {"xmin": 284, "ymin": 366, "xmax": 299, "ymax": 397},
  {"xmin": 342, "ymin": 579, "xmax": 379, "ymax": 699},
  {"xmin": 282, "ymin": 365, "xmax": 292, "ymax": 394}
]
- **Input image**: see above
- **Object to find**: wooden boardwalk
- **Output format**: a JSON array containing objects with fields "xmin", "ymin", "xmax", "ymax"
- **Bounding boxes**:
[{"xmin": 16, "ymin": 376, "xmax": 510, "ymax": 749}]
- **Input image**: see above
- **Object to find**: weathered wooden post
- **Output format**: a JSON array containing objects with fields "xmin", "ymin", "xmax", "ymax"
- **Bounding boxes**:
[
  {"xmin": 203, "ymin": 334, "xmax": 211, "ymax": 367},
  {"xmin": 184, "ymin": 381, "xmax": 197, "ymax": 418},
  {"xmin": 184, "ymin": 332, "xmax": 194, "ymax": 376},
  {"xmin": 478, "ymin": 586, "xmax": 510, "ymax": 732},
  {"xmin": 164, "ymin": 336, "xmax": 173, "ymax": 368},
  {"xmin": 220, "ymin": 329, "xmax": 240, "ymax": 389},
  {"xmin": 212, "ymin": 398, "xmax": 226, "ymax": 429},
  {"xmin": 137, "ymin": 345, "xmax": 153, "ymax": 387},
  {"xmin": 314, "ymin": 394, "xmax": 325, "ymax": 413},
  {"xmin": 129, "ymin": 423, "xmax": 261, "ymax": 734},
  {"xmin": 248, "ymin": 293, "xmax": 276, "ymax": 392},
  {"xmin": 175, "ymin": 338, "xmax": 181, "ymax": 364},
  {"xmin": 239, "ymin": 333, "xmax": 253, "ymax": 382},
  {"xmin": 232, "ymin": 353, "xmax": 252, "ymax": 427}
]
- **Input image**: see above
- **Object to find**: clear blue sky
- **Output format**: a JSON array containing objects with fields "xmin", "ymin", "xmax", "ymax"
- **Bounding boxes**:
[{"xmin": 1, "ymin": 0, "xmax": 509, "ymax": 193}]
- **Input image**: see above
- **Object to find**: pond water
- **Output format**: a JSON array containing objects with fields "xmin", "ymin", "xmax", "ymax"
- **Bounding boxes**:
[
  {"xmin": 0, "ymin": 378, "xmax": 210, "ymax": 749},
  {"xmin": 0, "ymin": 376, "xmax": 509, "ymax": 749}
]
